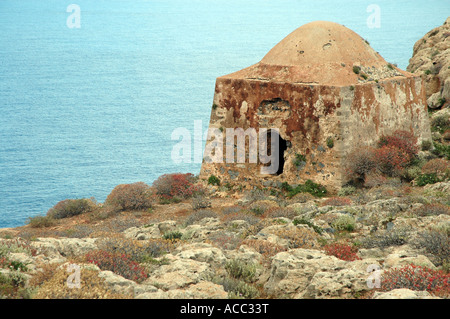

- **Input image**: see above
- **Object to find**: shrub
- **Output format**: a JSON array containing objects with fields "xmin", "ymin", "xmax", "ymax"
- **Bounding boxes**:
[
  {"xmin": 207, "ymin": 231, "xmax": 242, "ymax": 250},
  {"xmin": 326, "ymin": 137, "xmax": 334, "ymax": 148},
  {"xmin": 212, "ymin": 276, "xmax": 259, "ymax": 299},
  {"xmin": 184, "ymin": 210, "xmax": 218, "ymax": 226},
  {"xmin": 162, "ymin": 230, "xmax": 183, "ymax": 241},
  {"xmin": 412, "ymin": 203, "xmax": 450, "ymax": 217},
  {"xmin": 322, "ymin": 197, "xmax": 352, "ymax": 207},
  {"xmin": 374, "ymin": 145, "xmax": 410, "ymax": 176},
  {"xmin": 421, "ymin": 158, "xmax": 449, "ymax": 178},
  {"xmin": 381, "ymin": 265, "xmax": 450, "ymax": 297},
  {"xmin": 191, "ymin": 194, "xmax": 212, "ymax": 210},
  {"xmin": 413, "ymin": 229, "xmax": 449, "ymax": 266},
  {"xmin": 421, "ymin": 139, "xmax": 433, "ymax": 151},
  {"xmin": 331, "ymin": 215, "xmax": 356, "ymax": 232},
  {"xmin": 84, "ymin": 250, "xmax": 148, "ymax": 283},
  {"xmin": 46, "ymin": 198, "xmax": 95, "ymax": 219},
  {"xmin": 353, "ymin": 66, "xmax": 361, "ymax": 74},
  {"xmin": 337, "ymin": 186, "xmax": 356, "ymax": 196},
  {"xmin": 378, "ymin": 130, "xmax": 419, "ymax": 159},
  {"xmin": 32, "ymin": 266, "xmax": 130, "ymax": 299},
  {"xmin": 225, "ymin": 259, "xmax": 257, "ymax": 283},
  {"xmin": 323, "ymin": 242, "xmax": 361, "ymax": 261},
  {"xmin": 432, "ymin": 141, "xmax": 450, "ymax": 160},
  {"xmin": 104, "ymin": 182, "xmax": 153, "ymax": 212},
  {"xmin": 431, "ymin": 114, "xmax": 449, "ymax": 134},
  {"xmin": 274, "ymin": 227, "xmax": 320, "ymax": 249},
  {"xmin": 361, "ymin": 228, "xmax": 409, "ymax": 248},
  {"xmin": 287, "ymin": 180, "xmax": 327, "ymax": 198},
  {"xmin": 293, "ymin": 154, "xmax": 307, "ymax": 168},
  {"xmin": 26, "ymin": 215, "xmax": 57, "ymax": 228},
  {"xmin": 241, "ymin": 239, "xmax": 286, "ymax": 259},
  {"xmin": 292, "ymin": 217, "xmax": 323, "ymax": 234},
  {"xmin": 207, "ymin": 175, "xmax": 220, "ymax": 186},
  {"xmin": 345, "ymin": 146, "xmax": 378, "ymax": 182},
  {"xmin": 153, "ymin": 173, "xmax": 203, "ymax": 200},
  {"xmin": 415, "ymin": 173, "xmax": 441, "ymax": 186}
]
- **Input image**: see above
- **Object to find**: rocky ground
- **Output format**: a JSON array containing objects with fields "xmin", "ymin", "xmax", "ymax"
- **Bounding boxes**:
[{"xmin": 0, "ymin": 172, "xmax": 448, "ymax": 299}]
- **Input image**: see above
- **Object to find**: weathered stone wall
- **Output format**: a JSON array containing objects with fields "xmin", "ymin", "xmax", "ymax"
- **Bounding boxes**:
[{"xmin": 200, "ymin": 75, "xmax": 432, "ymax": 191}]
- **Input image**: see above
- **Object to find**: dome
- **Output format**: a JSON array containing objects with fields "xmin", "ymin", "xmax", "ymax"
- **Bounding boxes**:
[{"xmin": 221, "ymin": 21, "xmax": 411, "ymax": 86}]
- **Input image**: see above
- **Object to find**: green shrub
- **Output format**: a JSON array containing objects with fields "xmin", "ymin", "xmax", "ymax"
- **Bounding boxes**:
[
  {"xmin": 293, "ymin": 217, "xmax": 323, "ymax": 234},
  {"xmin": 416, "ymin": 173, "xmax": 440, "ymax": 186},
  {"xmin": 331, "ymin": 215, "xmax": 356, "ymax": 232},
  {"xmin": 421, "ymin": 139, "xmax": 433, "ymax": 151},
  {"xmin": 432, "ymin": 142, "xmax": 450, "ymax": 160},
  {"xmin": 207, "ymin": 175, "xmax": 220, "ymax": 186},
  {"xmin": 326, "ymin": 137, "xmax": 334, "ymax": 148},
  {"xmin": 47, "ymin": 198, "xmax": 94, "ymax": 219},
  {"xmin": 225, "ymin": 259, "xmax": 257, "ymax": 283},
  {"xmin": 287, "ymin": 180, "xmax": 327, "ymax": 198},
  {"xmin": 353, "ymin": 66, "xmax": 361, "ymax": 74},
  {"xmin": 337, "ymin": 186, "xmax": 356, "ymax": 196},
  {"xmin": 293, "ymin": 154, "xmax": 307, "ymax": 168},
  {"xmin": 162, "ymin": 230, "xmax": 183, "ymax": 241}
]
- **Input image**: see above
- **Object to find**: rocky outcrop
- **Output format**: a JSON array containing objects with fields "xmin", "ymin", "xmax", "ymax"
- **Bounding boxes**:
[{"xmin": 407, "ymin": 17, "xmax": 450, "ymax": 108}]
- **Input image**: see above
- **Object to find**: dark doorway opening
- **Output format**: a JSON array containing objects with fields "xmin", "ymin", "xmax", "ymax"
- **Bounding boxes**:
[{"xmin": 264, "ymin": 129, "xmax": 288, "ymax": 175}]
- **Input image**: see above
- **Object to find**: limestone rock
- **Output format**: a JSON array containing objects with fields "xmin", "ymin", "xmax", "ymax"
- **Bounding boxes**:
[{"xmin": 407, "ymin": 17, "xmax": 450, "ymax": 106}]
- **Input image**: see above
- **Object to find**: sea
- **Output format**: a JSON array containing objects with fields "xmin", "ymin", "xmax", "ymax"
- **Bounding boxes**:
[{"xmin": 0, "ymin": 0, "xmax": 449, "ymax": 228}]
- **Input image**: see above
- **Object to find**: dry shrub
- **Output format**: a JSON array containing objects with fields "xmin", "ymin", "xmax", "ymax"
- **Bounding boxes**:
[
  {"xmin": 413, "ymin": 229, "xmax": 450, "ymax": 267},
  {"xmin": 207, "ymin": 231, "xmax": 243, "ymax": 250},
  {"xmin": 105, "ymin": 182, "xmax": 153, "ymax": 212},
  {"xmin": 274, "ymin": 227, "xmax": 320, "ymax": 249},
  {"xmin": 96, "ymin": 236, "xmax": 174, "ymax": 261},
  {"xmin": 344, "ymin": 146, "xmax": 378, "ymax": 182},
  {"xmin": 421, "ymin": 158, "xmax": 450, "ymax": 177},
  {"xmin": 32, "ymin": 265, "xmax": 131, "ymax": 299},
  {"xmin": 412, "ymin": 203, "xmax": 450, "ymax": 217},
  {"xmin": 184, "ymin": 209, "xmax": 218, "ymax": 226},
  {"xmin": 47, "ymin": 198, "xmax": 96, "ymax": 219},
  {"xmin": 242, "ymin": 239, "xmax": 287, "ymax": 258},
  {"xmin": 322, "ymin": 197, "xmax": 352, "ymax": 207}
]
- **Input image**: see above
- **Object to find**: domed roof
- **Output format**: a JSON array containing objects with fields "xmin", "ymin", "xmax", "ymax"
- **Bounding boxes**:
[{"xmin": 220, "ymin": 21, "xmax": 412, "ymax": 86}]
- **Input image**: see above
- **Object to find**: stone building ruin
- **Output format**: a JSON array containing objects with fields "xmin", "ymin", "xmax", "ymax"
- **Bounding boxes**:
[{"xmin": 199, "ymin": 21, "xmax": 432, "ymax": 191}]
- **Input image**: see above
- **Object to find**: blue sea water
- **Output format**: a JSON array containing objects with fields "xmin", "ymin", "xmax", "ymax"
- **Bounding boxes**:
[{"xmin": 0, "ymin": 0, "xmax": 449, "ymax": 228}]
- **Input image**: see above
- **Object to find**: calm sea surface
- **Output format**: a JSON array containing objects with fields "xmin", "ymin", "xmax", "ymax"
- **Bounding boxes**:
[{"xmin": 0, "ymin": 0, "xmax": 449, "ymax": 227}]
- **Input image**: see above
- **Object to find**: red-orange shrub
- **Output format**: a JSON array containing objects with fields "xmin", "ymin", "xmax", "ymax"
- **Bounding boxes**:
[
  {"xmin": 84, "ymin": 250, "xmax": 148, "ymax": 283},
  {"xmin": 374, "ymin": 145, "xmax": 410, "ymax": 176},
  {"xmin": 381, "ymin": 264, "xmax": 450, "ymax": 297},
  {"xmin": 378, "ymin": 130, "xmax": 419, "ymax": 160},
  {"xmin": 153, "ymin": 173, "xmax": 203, "ymax": 199},
  {"xmin": 105, "ymin": 182, "xmax": 153, "ymax": 212},
  {"xmin": 323, "ymin": 242, "xmax": 361, "ymax": 261}
]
